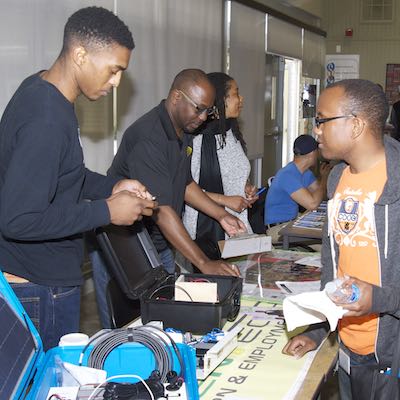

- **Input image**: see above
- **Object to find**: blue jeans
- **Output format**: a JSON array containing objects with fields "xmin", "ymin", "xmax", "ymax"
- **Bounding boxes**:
[
  {"xmin": 10, "ymin": 282, "xmax": 80, "ymax": 351},
  {"xmin": 159, "ymin": 247, "xmax": 175, "ymax": 273}
]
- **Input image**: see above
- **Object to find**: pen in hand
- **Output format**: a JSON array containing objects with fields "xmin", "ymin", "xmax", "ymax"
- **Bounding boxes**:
[{"xmin": 255, "ymin": 187, "xmax": 267, "ymax": 197}]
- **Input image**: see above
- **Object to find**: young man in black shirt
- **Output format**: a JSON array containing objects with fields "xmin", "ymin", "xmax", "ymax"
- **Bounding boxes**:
[{"xmin": 0, "ymin": 7, "xmax": 156, "ymax": 350}]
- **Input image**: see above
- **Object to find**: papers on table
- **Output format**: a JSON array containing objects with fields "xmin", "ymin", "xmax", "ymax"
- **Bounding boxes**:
[
  {"xmin": 295, "ymin": 254, "xmax": 322, "ymax": 268},
  {"xmin": 276, "ymin": 280, "xmax": 321, "ymax": 295},
  {"xmin": 242, "ymin": 283, "xmax": 286, "ymax": 301},
  {"xmin": 292, "ymin": 201, "xmax": 327, "ymax": 230},
  {"xmin": 240, "ymin": 305, "xmax": 285, "ymax": 321},
  {"xmin": 275, "ymin": 254, "xmax": 322, "ymax": 295}
]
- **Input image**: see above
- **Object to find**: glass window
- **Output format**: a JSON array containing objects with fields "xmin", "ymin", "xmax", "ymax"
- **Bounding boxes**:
[{"xmin": 361, "ymin": 0, "xmax": 393, "ymax": 22}]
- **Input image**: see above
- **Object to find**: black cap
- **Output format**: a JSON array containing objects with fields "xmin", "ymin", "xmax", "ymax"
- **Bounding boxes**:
[{"xmin": 293, "ymin": 135, "xmax": 318, "ymax": 155}]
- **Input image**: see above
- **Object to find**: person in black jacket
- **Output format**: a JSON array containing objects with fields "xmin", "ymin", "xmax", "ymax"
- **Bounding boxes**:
[{"xmin": 0, "ymin": 7, "xmax": 156, "ymax": 350}]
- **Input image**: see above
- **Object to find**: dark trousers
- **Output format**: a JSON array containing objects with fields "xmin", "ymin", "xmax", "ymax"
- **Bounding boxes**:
[{"xmin": 338, "ymin": 343, "xmax": 377, "ymax": 400}]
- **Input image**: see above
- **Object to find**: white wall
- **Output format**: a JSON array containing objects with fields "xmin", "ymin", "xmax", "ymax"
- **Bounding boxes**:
[
  {"xmin": 0, "ymin": 0, "xmax": 223, "ymax": 174},
  {"xmin": 322, "ymin": 0, "xmax": 400, "ymax": 88}
]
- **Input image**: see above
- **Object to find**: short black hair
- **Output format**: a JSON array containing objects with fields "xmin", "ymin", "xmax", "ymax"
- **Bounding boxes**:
[
  {"xmin": 327, "ymin": 79, "xmax": 389, "ymax": 137},
  {"xmin": 61, "ymin": 6, "xmax": 134, "ymax": 54},
  {"xmin": 170, "ymin": 69, "xmax": 209, "ymax": 92}
]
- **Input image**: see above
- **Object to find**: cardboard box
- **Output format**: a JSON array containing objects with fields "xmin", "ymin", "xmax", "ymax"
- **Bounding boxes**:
[
  {"xmin": 218, "ymin": 233, "xmax": 271, "ymax": 258},
  {"xmin": 175, "ymin": 275, "xmax": 218, "ymax": 303}
]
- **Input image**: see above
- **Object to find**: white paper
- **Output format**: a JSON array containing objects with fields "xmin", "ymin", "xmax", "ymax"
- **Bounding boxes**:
[
  {"xmin": 294, "ymin": 255, "xmax": 322, "ymax": 268},
  {"xmin": 283, "ymin": 290, "xmax": 348, "ymax": 331},
  {"xmin": 62, "ymin": 362, "xmax": 107, "ymax": 385},
  {"xmin": 276, "ymin": 280, "xmax": 321, "ymax": 295},
  {"xmin": 240, "ymin": 305, "xmax": 284, "ymax": 321},
  {"xmin": 221, "ymin": 234, "xmax": 271, "ymax": 258}
]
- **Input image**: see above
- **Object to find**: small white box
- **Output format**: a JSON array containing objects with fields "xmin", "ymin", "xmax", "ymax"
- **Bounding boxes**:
[
  {"xmin": 174, "ymin": 275, "xmax": 218, "ymax": 303},
  {"xmin": 218, "ymin": 233, "xmax": 271, "ymax": 258}
]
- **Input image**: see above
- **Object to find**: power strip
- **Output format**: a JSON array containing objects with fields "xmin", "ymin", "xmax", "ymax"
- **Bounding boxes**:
[
  {"xmin": 194, "ymin": 326, "xmax": 241, "ymax": 380},
  {"xmin": 47, "ymin": 382, "xmax": 188, "ymax": 400}
]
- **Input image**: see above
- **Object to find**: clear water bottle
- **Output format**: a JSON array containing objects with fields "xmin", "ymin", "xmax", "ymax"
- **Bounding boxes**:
[{"xmin": 325, "ymin": 278, "xmax": 360, "ymax": 303}]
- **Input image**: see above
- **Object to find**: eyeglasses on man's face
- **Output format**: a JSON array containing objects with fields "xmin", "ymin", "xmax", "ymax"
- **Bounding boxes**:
[
  {"xmin": 314, "ymin": 114, "xmax": 355, "ymax": 128},
  {"xmin": 178, "ymin": 89, "xmax": 216, "ymax": 117}
]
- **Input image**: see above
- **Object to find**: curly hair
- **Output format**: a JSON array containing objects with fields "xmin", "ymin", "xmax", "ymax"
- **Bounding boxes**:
[
  {"xmin": 61, "ymin": 6, "xmax": 134, "ymax": 54},
  {"xmin": 206, "ymin": 72, "xmax": 247, "ymax": 153},
  {"xmin": 327, "ymin": 79, "xmax": 389, "ymax": 137}
]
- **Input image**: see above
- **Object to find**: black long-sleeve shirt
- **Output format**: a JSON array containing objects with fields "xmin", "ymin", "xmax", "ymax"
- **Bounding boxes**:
[{"xmin": 0, "ymin": 73, "xmax": 117, "ymax": 286}]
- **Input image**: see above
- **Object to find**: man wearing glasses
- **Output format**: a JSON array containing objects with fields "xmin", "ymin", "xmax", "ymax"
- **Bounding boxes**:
[
  {"xmin": 108, "ymin": 69, "xmax": 245, "ymax": 276},
  {"xmin": 283, "ymin": 79, "xmax": 400, "ymax": 399}
]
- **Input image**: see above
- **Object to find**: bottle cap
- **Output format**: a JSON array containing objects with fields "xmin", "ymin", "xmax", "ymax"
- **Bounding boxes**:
[
  {"xmin": 324, "ymin": 281, "xmax": 337, "ymax": 294},
  {"xmin": 58, "ymin": 333, "xmax": 89, "ymax": 347}
]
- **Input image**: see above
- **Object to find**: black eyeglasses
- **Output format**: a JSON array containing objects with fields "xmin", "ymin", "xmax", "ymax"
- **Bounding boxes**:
[
  {"xmin": 314, "ymin": 114, "xmax": 355, "ymax": 128},
  {"xmin": 178, "ymin": 90, "xmax": 216, "ymax": 117}
]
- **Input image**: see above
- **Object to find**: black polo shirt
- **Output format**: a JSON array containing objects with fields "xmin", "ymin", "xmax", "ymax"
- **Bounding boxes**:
[{"xmin": 108, "ymin": 100, "xmax": 193, "ymax": 252}]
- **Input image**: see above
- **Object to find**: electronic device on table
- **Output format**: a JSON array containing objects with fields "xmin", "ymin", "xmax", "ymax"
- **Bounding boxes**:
[{"xmin": 190, "ymin": 326, "xmax": 241, "ymax": 380}]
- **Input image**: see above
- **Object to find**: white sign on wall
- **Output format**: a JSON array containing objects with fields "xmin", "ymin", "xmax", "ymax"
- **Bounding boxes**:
[{"xmin": 325, "ymin": 54, "xmax": 360, "ymax": 87}]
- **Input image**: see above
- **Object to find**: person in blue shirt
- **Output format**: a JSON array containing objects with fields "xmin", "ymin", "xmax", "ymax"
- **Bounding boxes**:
[{"xmin": 265, "ymin": 134, "xmax": 330, "ymax": 240}]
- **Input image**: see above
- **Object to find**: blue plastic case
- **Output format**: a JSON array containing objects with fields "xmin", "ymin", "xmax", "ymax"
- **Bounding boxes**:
[{"xmin": 0, "ymin": 271, "xmax": 199, "ymax": 400}]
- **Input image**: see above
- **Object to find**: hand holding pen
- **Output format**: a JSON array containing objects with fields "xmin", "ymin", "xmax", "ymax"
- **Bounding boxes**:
[
  {"xmin": 245, "ymin": 186, "xmax": 267, "ymax": 206},
  {"xmin": 245, "ymin": 183, "xmax": 259, "ymax": 206}
]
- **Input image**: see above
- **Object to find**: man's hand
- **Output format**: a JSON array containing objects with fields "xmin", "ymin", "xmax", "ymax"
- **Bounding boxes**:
[
  {"xmin": 218, "ymin": 213, "xmax": 247, "ymax": 237},
  {"xmin": 198, "ymin": 260, "xmax": 241, "ymax": 277},
  {"xmin": 282, "ymin": 335, "xmax": 317, "ymax": 359},
  {"xmin": 337, "ymin": 277, "xmax": 373, "ymax": 317},
  {"xmin": 112, "ymin": 179, "xmax": 153, "ymax": 200},
  {"xmin": 224, "ymin": 196, "xmax": 250, "ymax": 213},
  {"xmin": 106, "ymin": 191, "xmax": 157, "ymax": 225}
]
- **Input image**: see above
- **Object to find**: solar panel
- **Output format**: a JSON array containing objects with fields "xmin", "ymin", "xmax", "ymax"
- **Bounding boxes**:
[{"xmin": 0, "ymin": 293, "xmax": 36, "ymax": 399}]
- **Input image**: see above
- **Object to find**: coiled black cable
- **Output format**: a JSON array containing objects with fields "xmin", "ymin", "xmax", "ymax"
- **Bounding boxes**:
[{"xmin": 82, "ymin": 325, "xmax": 184, "ymax": 384}]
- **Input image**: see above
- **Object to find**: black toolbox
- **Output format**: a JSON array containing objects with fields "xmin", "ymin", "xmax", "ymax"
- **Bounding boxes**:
[{"xmin": 96, "ymin": 223, "xmax": 242, "ymax": 334}]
